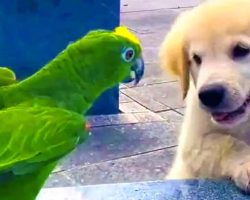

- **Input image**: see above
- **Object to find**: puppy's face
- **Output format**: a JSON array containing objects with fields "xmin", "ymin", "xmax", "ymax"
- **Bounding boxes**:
[
  {"xmin": 190, "ymin": 34, "xmax": 250, "ymax": 126},
  {"xmin": 159, "ymin": 0, "xmax": 250, "ymax": 127}
]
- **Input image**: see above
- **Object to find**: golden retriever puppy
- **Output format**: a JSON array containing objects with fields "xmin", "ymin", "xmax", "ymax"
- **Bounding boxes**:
[{"xmin": 159, "ymin": 0, "xmax": 250, "ymax": 192}]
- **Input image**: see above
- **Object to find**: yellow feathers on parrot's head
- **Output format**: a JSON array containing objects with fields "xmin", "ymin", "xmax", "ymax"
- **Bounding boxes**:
[{"xmin": 114, "ymin": 26, "xmax": 141, "ymax": 48}]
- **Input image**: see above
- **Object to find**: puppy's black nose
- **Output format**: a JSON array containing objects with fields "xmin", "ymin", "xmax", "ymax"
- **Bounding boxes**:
[{"xmin": 198, "ymin": 84, "xmax": 225, "ymax": 108}]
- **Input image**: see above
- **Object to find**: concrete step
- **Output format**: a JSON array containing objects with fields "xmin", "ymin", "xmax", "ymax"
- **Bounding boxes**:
[
  {"xmin": 38, "ymin": 180, "xmax": 248, "ymax": 200},
  {"xmin": 45, "ymin": 112, "xmax": 182, "ymax": 187}
]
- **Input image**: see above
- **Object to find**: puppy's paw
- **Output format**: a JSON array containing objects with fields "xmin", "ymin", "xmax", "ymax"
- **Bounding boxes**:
[{"xmin": 233, "ymin": 163, "xmax": 250, "ymax": 192}]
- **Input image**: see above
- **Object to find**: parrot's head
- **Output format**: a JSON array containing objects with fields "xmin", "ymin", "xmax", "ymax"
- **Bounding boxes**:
[{"xmin": 73, "ymin": 26, "xmax": 144, "ymax": 89}]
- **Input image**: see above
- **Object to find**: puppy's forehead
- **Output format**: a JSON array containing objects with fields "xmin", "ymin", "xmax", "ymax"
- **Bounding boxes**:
[{"xmin": 184, "ymin": 0, "xmax": 250, "ymax": 43}]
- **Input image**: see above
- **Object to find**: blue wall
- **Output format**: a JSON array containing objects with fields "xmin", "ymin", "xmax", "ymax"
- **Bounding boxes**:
[{"xmin": 0, "ymin": 0, "xmax": 120, "ymax": 115}]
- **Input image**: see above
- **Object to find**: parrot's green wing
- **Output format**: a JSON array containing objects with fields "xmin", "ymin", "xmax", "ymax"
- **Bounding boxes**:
[
  {"xmin": 0, "ymin": 105, "xmax": 88, "ymax": 175},
  {"xmin": 0, "ymin": 67, "xmax": 16, "ymax": 87}
]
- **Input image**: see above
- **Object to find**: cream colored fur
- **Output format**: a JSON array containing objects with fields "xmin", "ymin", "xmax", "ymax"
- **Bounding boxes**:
[{"xmin": 159, "ymin": 0, "xmax": 250, "ymax": 192}]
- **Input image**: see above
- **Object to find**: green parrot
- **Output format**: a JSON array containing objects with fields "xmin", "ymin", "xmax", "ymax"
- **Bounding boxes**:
[{"xmin": 0, "ymin": 26, "xmax": 144, "ymax": 200}]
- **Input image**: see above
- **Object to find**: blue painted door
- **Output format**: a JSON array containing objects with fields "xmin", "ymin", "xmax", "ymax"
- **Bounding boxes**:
[{"xmin": 0, "ymin": 0, "xmax": 120, "ymax": 115}]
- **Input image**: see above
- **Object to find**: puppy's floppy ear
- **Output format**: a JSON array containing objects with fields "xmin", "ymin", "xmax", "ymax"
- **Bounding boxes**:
[{"xmin": 159, "ymin": 12, "xmax": 190, "ymax": 99}]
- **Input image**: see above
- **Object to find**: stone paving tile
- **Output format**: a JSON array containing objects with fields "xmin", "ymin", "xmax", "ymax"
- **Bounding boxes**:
[
  {"xmin": 133, "ymin": 112, "xmax": 165, "ymax": 123},
  {"xmin": 121, "ymin": 88, "xmax": 170, "ymax": 112},
  {"xmin": 87, "ymin": 112, "xmax": 165, "ymax": 127},
  {"xmin": 119, "ymin": 93, "xmax": 133, "ymax": 103},
  {"xmin": 47, "ymin": 147, "xmax": 176, "ymax": 187},
  {"xmin": 121, "ymin": 0, "xmax": 202, "ymax": 12},
  {"xmin": 121, "ymin": 9, "xmax": 182, "ymax": 47},
  {"xmin": 122, "ymin": 82, "xmax": 185, "ymax": 110},
  {"xmin": 55, "ymin": 111, "xmax": 181, "ymax": 172},
  {"xmin": 87, "ymin": 113, "xmax": 139, "ymax": 127},
  {"xmin": 175, "ymin": 108, "xmax": 186, "ymax": 115},
  {"xmin": 139, "ymin": 32, "xmax": 171, "ymax": 49},
  {"xmin": 142, "ymin": 48, "xmax": 160, "ymax": 63},
  {"xmin": 120, "ymin": 101, "xmax": 149, "ymax": 113},
  {"xmin": 158, "ymin": 110, "xmax": 183, "ymax": 122}
]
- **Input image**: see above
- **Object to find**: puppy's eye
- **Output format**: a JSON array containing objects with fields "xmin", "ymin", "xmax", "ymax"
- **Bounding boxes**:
[
  {"xmin": 192, "ymin": 54, "xmax": 202, "ymax": 65},
  {"xmin": 232, "ymin": 43, "xmax": 250, "ymax": 59}
]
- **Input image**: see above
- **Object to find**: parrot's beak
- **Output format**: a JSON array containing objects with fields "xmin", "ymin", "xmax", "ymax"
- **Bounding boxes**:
[{"xmin": 123, "ymin": 57, "xmax": 145, "ymax": 85}]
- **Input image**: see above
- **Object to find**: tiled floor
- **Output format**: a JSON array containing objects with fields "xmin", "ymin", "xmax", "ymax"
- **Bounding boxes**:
[{"xmin": 45, "ymin": 0, "xmax": 200, "ymax": 188}]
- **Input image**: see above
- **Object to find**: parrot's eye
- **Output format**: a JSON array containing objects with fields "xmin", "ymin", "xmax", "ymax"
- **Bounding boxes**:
[{"xmin": 122, "ymin": 47, "xmax": 135, "ymax": 62}]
